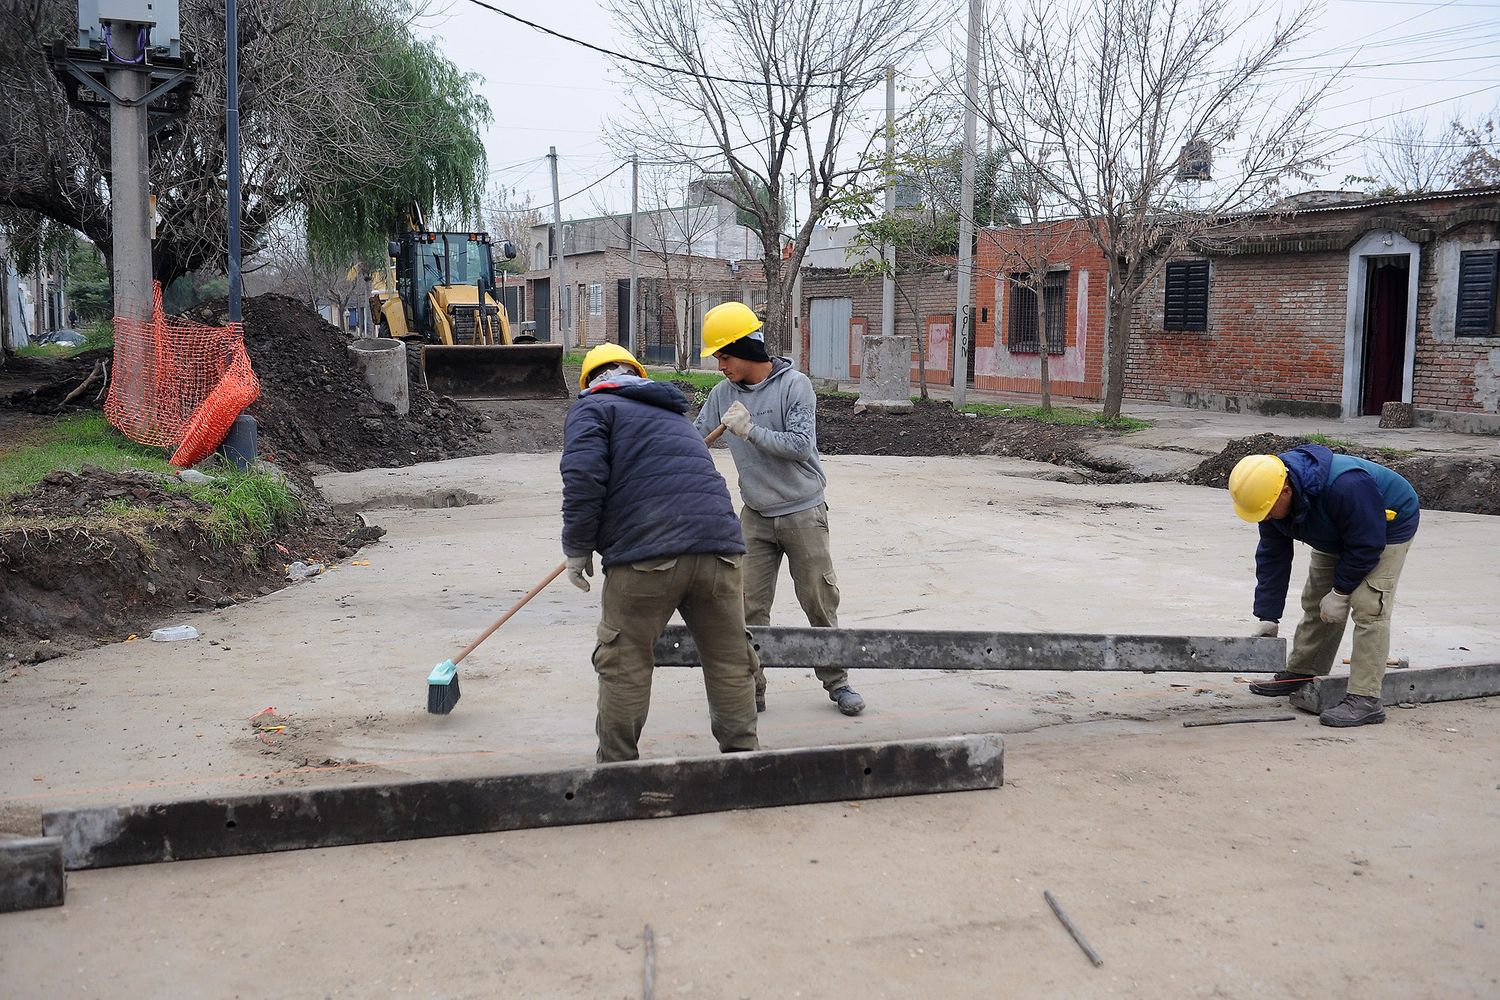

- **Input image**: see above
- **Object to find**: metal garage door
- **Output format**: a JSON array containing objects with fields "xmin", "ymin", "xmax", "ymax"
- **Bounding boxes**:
[{"xmin": 809, "ymin": 297, "xmax": 852, "ymax": 381}]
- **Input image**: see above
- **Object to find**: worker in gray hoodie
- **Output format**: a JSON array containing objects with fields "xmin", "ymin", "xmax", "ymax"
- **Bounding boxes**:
[{"xmin": 694, "ymin": 301, "xmax": 865, "ymax": 717}]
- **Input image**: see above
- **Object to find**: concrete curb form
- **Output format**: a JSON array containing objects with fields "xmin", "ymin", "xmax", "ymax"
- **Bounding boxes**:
[
  {"xmin": 1290, "ymin": 662, "xmax": 1500, "ymax": 714},
  {"xmin": 42, "ymin": 734, "xmax": 1003, "ymax": 871},
  {"xmin": 0, "ymin": 837, "xmax": 65, "ymax": 913},
  {"xmin": 656, "ymin": 626, "xmax": 1286, "ymax": 674}
]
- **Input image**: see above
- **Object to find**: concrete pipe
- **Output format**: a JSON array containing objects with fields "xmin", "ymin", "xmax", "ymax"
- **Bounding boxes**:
[{"xmin": 347, "ymin": 338, "xmax": 410, "ymax": 416}]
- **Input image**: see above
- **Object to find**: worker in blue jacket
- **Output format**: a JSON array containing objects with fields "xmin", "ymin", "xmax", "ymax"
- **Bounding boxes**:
[
  {"xmin": 561, "ymin": 343, "xmax": 759, "ymax": 762},
  {"xmin": 1228, "ymin": 444, "xmax": 1419, "ymax": 727}
]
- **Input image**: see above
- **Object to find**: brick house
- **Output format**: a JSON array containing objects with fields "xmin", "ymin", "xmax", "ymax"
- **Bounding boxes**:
[
  {"xmin": 1127, "ymin": 186, "xmax": 1500, "ymax": 429},
  {"xmin": 796, "ymin": 265, "xmax": 959, "ymax": 386}
]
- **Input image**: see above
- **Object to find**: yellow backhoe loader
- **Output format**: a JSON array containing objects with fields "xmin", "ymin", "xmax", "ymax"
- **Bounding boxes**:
[{"xmin": 369, "ymin": 226, "xmax": 566, "ymax": 400}]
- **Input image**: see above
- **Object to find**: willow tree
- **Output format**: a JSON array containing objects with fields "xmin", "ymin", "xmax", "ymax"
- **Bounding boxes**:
[{"xmin": 0, "ymin": 0, "xmax": 488, "ymax": 288}]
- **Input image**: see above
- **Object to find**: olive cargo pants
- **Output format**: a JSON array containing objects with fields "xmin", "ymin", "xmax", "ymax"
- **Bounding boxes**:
[
  {"xmin": 1286, "ymin": 540, "xmax": 1413, "ymax": 699},
  {"xmin": 593, "ymin": 552, "xmax": 760, "ymax": 763},
  {"xmin": 740, "ymin": 503, "xmax": 848, "ymax": 694}
]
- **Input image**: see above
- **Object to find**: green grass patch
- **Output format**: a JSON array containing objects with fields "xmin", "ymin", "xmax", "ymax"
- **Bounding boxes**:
[
  {"xmin": 14, "ymin": 321, "xmax": 114, "ymax": 359},
  {"xmin": 1306, "ymin": 432, "xmax": 1359, "ymax": 450},
  {"xmin": 959, "ymin": 402, "xmax": 1152, "ymax": 432},
  {"xmin": 0, "ymin": 413, "xmax": 174, "ymax": 497},
  {"xmin": 652, "ymin": 369, "xmax": 722, "ymax": 391},
  {"xmin": 0, "ymin": 413, "xmax": 300, "ymax": 547}
]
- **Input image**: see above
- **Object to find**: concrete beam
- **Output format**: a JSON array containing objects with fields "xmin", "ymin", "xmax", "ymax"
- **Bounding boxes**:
[
  {"xmin": 1290, "ymin": 661, "xmax": 1500, "ymax": 714},
  {"xmin": 0, "ymin": 837, "xmax": 65, "ymax": 913},
  {"xmin": 655, "ymin": 626, "xmax": 1284, "ymax": 674},
  {"xmin": 43, "ymin": 734, "xmax": 1003, "ymax": 871}
]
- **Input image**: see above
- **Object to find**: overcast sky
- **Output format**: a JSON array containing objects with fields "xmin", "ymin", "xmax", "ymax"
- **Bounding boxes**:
[{"xmin": 418, "ymin": 0, "xmax": 1500, "ymax": 223}]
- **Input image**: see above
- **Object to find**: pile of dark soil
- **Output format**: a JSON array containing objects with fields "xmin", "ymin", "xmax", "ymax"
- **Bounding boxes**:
[
  {"xmin": 816, "ymin": 397, "xmax": 1120, "ymax": 469},
  {"xmin": 1184, "ymin": 432, "xmax": 1500, "ymax": 516},
  {"xmin": 184, "ymin": 294, "xmax": 486, "ymax": 472},
  {"xmin": 0, "ymin": 348, "xmax": 112, "ymax": 413},
  {"xmin": 0, "ymin": 465, "xmax": 382, "ymax": 660}
]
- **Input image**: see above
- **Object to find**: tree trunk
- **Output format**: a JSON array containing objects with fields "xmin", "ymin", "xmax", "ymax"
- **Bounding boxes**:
[
  {"xmin": 1102, "ymin": 289, "xmax": 1132, "ymax": 419},
  {"xmin": 762, "ymin": 266, "xmax": 792, "ymax": 358},
  {"xmin": 1038, "ymin": 284, "xmax": 1052, "ymax": 412}
]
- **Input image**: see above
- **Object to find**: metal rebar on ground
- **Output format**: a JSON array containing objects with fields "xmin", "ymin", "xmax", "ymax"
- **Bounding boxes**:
[{"xmin": 1044, "ymin": 890, "xmax": 1103, "ymax": 967}]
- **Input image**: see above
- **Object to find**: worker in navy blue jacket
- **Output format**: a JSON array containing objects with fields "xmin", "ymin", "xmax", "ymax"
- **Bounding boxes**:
[
  {"xmin": 1228, "ymin": 444, "xmax": 1419, "ymax": 727},
  {"xmin": 561, "ymin": 343, "xmax": 759, "ymax": 762}
]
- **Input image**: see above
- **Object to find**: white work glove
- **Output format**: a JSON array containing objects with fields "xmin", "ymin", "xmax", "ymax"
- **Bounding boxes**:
[
  {"xmin": 566, "ymin": 554, "xmax": 594, "ymax": 592},
  {"xmin": 1252, "ymin": 620, "xmax": 1279, "ymax": 638},
  {"xmin": 1319, "ymin": 589, "xmax": 1351, "ymax": 624},
  {"xmin": 721, "ymin": 400, "xmax": 753, "ymax": 438}
]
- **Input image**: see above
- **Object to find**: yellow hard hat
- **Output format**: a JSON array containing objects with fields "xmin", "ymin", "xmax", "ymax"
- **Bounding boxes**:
[
  {"xmin": 1228, "ymin": 454, "xmax": 1288, "ymax": 522},
  {"xmin": 700, "ymin": 301, "xmax": 764, "ymax": 358},
  {"xmin": 579, "ymin": 342, "xmax": 647, "ymax": 389}
]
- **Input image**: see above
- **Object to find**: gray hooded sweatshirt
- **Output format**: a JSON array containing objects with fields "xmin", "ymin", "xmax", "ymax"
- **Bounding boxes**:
[{"xmin": 694, "ymin": 357, "xmax": 827, "ymax": 517}]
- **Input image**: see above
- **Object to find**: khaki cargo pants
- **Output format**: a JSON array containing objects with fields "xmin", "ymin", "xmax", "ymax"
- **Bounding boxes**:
[
  {"xmin": 593, "ymin": 552, "xmax": 760, "ymax": 763},
  {"xmin": 1286, "ymin": 540, "xmax": 1413, "ymax": 699},
  {"xmin": 740, "ymin": 503, "xmax": 848, "ymax": 694}
]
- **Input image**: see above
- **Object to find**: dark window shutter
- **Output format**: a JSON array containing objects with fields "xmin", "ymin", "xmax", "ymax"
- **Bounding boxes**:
[
  {"xmin": 1456, "ymin": 250, "xmax": 1498, "ymax": 337},
  {"xmin": 1008, "ymin": 277, "xmax": 1038, "ymax": 353},
  {"xmin": 1043, "ymin": 273, "xmax": 1066, "ymax": 354},
  {"xmin": 1164, "ymin": 260, "xmax": 1210, "ymax": 331}
]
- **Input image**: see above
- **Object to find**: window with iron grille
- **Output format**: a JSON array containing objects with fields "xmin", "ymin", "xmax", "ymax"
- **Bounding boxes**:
[
  {"xmin": 1007, "ymin": 273, "xmax": 1066, "ymax": 354},
  {"xmin": 1163, "ymin": 259, "xmax": 1210, "ymax": 331},
  {"xmin": 588, "ymin": 283, "xmax": 604, "ymax": 316},
  {"xmin": 1456, "ymin": 249, "xmax": 1499, "ymax": 337}
]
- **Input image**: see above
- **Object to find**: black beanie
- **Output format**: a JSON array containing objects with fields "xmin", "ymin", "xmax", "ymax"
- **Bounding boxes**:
[{"xmin": 718, "ymin": 335, "xmax": 771, "ymax": 363}]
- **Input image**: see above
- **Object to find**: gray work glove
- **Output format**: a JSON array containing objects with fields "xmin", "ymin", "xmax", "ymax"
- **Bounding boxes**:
[
  {"xmin": 1318, "ymin": 589, "xmax": 1351, "ymax": 624},
  {"xmin": 722, "ymin": 400, "xmax": 753, "ymax": 438},
  {"xmin": 566, "ymin": 554, "xmax": 594, "ymax": 592},
  {"xmin": 1252, "ymin": 620, "xmax": 1279, "ymax": 638}
]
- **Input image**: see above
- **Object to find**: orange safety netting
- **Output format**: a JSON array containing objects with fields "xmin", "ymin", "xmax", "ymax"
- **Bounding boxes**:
[{"xmin": 103, "ymin": 284, "xmax": 260, "ymax": 468}]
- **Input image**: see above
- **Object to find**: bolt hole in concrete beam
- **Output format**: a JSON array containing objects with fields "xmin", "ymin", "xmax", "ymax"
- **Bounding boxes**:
[
  {"xmin": 657, "ymin": 626, "xmax": 1285, "ymax": 674},
  {"xmin": 42, "ymin": 735, "xmax": 1003, "ymax": 871}
]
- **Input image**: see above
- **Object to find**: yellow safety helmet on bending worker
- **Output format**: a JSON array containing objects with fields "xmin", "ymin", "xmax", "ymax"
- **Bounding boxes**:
[
  {"xmin": 579, "ymin": 343, "xmax": 648, "ymax": 389},
  {"xmin": 701, "ymin": 301, "xmax": 764, "ymax": 357},
  {"xmin": 1228, "ymin": 454, "xmax": 1288, "ymax": 523}
]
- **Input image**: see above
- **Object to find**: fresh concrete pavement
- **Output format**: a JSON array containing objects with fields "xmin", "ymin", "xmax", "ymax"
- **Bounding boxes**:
[{"xmin": 2, "ymin": 441, "xmax": 1498, "ymax": 997}]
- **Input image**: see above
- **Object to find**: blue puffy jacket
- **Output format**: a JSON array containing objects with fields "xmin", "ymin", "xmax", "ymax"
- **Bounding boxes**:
[
  {"xmin": 1253, "ymin": 444, "xmax": 1420, "ymax": 621},
  {"xmin": 561, "ymin": 375, "xmax": 745, "ymax": 567}
]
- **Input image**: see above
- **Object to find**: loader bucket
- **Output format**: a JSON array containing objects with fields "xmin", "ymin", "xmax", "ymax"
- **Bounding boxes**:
[{"xmin": 421, "ymin": 343, "xmax": 570, "ymax": 400}]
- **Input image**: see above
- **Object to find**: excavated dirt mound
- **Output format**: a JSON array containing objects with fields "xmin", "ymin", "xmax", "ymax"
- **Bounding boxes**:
[
  {"xmin": 185, "ymin": 294, "xmax": 486, "ymax": 472},
  {"xmin": 0, "ymin": 347, "xmax": 113, "ymax": 413},
  {"xmin": 1184, "ymin": 432, "xmax": 1500, "ymax": 516},
  {"xmin": 0, "ymin": 465, "xmax": 382, "ymax": 660}
]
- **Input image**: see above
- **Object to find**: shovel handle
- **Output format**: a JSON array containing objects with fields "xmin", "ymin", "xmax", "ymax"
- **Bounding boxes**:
[
  {"xmin": 704, "ymin": 423, "xmax": 727, "ymax": 446},
  {"xmin": 454, "ymin": 561, "xmax": 567, "ymax": 665}
]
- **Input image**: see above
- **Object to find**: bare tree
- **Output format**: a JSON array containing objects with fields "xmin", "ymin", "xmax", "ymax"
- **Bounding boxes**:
[
  {"xmin": 258, "ymin": 221, "xmax": 361, "ymax": 331},
  {"xmin": 981, "ymin": 0, "xmax": 1340, "ymax": 418},
  {"xmin": 607, "ymin": 0, "xmax": 943, "ymax": 356},
  {"xmin": 485, "ymin": 184, "xmax": 544, "ymax": 272},
  {"xmin": 1358, "ymin": 114, "xmax": 1463, "ymax": 196},
  {"xmin": 634, "ymin": 166, "xmax": 726, "ymax": 368}
]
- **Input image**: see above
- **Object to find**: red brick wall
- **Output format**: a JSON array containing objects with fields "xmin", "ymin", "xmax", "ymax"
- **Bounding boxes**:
[
  {"xmin": 1126, "ymin": 251, "xmax": 1348, "ymax": 404},
  {"xmin": 797, "ymin": 267, "xmax": 961, "ymax": 384},
  {"xmin": 976, "ymin": 225, "xmax": 1106, "ymax": 399},
  {"xmin": 1412, "ymin": 219, "xmax": 1500, "ymax": 413}
]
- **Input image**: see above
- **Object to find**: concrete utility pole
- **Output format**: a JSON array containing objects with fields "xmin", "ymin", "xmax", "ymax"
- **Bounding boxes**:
[
  {"xmin": 954, "ymin": 0, "xmax": 980, "ymax": 410},
  {"xmin": 106, "ymin": 21, "xmax": 152, "ymax": 326},
  {"xmin": 882, "ymin": 65, "xmax": 895, "ymax": 341},
  {"xmin": 628, "ymin": 152, "xmax": 639, "ymax": 352},
  {"xmin": 548, "ymin": 146, "xmax": 568, "ymax": 349},
  {"xmin": 225, "ymin": 0, "xmax": 242, "ymax": 323}
]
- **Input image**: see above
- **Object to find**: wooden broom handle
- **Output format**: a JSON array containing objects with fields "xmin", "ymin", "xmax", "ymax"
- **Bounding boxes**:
[
  {"xmin": 705, "ymin": 423, "xmax": 727, "ymax": 445},
  {"xmin": 453, "ymin": 561, "xmax": 567, "ymax": 665}
]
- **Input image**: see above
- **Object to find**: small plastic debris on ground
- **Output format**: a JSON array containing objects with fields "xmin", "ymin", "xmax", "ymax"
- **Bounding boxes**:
[
  {"xmin": 286, "ymin": 560, "xmax": 326, "ymax": 580},
  {"xmin": 178, "ymin": 469, "xmax": 218, "ymax": 485},
  {"xmin": 150, "ymin": 625, "xmax": 200, "ymax": 642},
  {"xmin": 124, "ymin": 634, "xmax": 138, "ymax": 642}
]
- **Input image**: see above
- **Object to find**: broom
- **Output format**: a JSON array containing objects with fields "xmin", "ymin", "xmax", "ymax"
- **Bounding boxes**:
[{"xmin": 427, "ymin": 561, "xmax": 567, "ymax": 714}]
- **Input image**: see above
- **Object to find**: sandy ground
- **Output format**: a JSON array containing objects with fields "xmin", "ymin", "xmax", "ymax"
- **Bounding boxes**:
[{"xmin": 2, "ymin": 453, "xmax": 1497, "ymax": 998}]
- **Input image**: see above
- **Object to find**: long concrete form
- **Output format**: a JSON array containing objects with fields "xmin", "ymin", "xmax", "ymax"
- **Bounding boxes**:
[
  {"xmin": 0, "ymin": 837, "xmax": 65, "ymax": 913},
  {"xmin": 42, "ymin": 734, "xmax": 1003, "ymax": 871},
  {"xmin": 1291, "ymin": 661, "xmax": 1500, "ymax": 714},
  {"xmin": 654, "ymin": 626, "xmax": 1285, "ymax": 674}
]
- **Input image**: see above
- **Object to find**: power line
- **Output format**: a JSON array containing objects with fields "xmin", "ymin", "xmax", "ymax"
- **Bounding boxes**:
[{"xmin": 459, "ymin": 0, "xmax": 845, "ymax": 90}]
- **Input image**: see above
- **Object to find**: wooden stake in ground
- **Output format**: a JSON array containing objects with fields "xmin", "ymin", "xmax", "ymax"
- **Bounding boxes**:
[{"xmin": 1044, "ymin": 890, "xmax": 1103, "ymax": 967}]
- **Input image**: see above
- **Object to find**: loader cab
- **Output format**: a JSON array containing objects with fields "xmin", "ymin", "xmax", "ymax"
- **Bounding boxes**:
[{"xmin": 392, "ymin": 232, "xmax": 501, "ymax": 336}]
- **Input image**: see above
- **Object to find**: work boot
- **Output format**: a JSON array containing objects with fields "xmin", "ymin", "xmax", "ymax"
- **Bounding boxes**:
[
  {"xmin": 755, "ymin": 690, "xmax": 766, "ymax": 713},
  {"xmin": 1320, "ymin": 694, "xmax": 1386, "ymax": 728},
  {"xmin": 1249, "ymin": 671, "xmax": 1316, "ymax": 697},
  {"xmin": 831, "ymin": 686, "xmax": 865, "ymax": 716}
]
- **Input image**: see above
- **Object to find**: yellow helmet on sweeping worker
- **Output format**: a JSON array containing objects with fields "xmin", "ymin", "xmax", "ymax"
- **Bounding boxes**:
[
  {"xmin": 700, "ymin": 301, "xmax": 764, "ymax": 358},
  {"xmin": 1228, "ymin": 454, "xmax": 1288, "ymax": 523},
  {"xmin": 579, "ymin": 343, "xmax": 647, "ymax": 389}
]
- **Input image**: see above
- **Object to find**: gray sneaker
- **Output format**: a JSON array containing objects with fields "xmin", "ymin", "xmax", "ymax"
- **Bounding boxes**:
[
  {"xmin": 1320, "ymin": 694, "xmax": 1386, "ymax": 727},
  {"xmin": 831, "ymin": 686, "xmax": 865, "ymax": 716}
]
